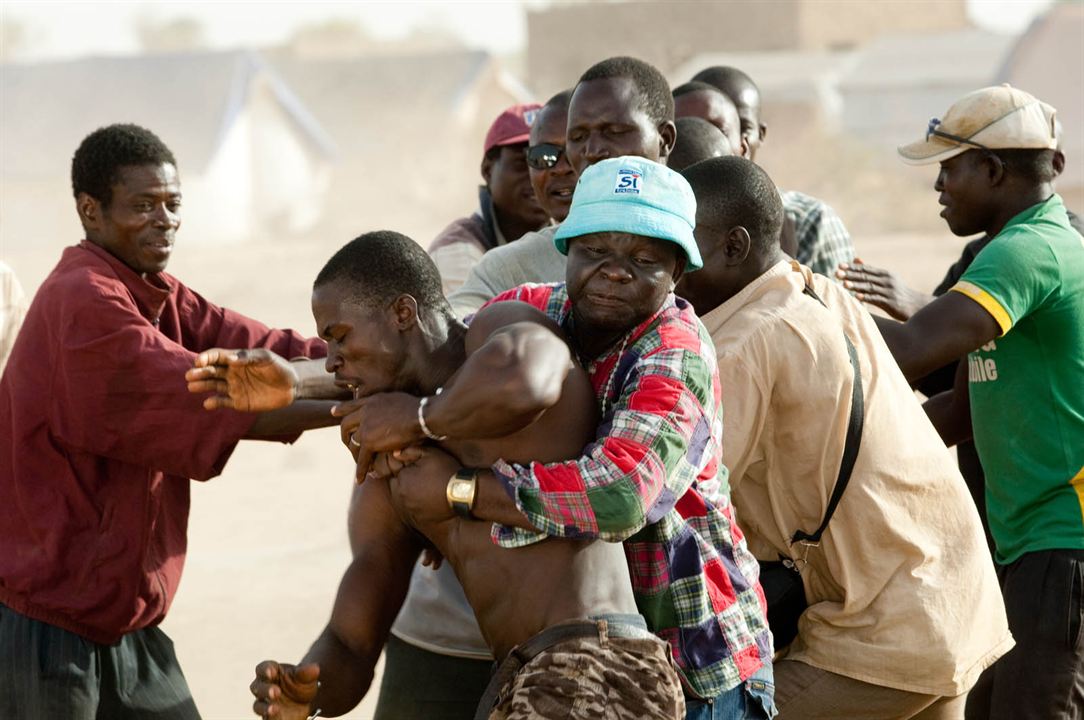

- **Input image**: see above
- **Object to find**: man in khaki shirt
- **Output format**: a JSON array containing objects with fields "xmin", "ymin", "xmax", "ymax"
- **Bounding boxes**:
[{"xmin": 676, "ymin": 157, "xmax": 1012, "ymax": 719}]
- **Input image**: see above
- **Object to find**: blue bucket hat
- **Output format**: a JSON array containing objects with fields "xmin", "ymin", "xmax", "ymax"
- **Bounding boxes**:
[{"xmin": 553, "ymin": 156, "xmax": 701, "ymax": 270}]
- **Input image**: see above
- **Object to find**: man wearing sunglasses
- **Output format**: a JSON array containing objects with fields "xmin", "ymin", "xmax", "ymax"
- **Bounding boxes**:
[
  {"xmin": 526, "ymin": 89, "xmax": 576, "ymax": 225},
  {"xmin": 875, "ymin": 85, "xmax": 1084, "ymax": 720},
  {"xmin": 429, "ymin": 104, "xmax": 552, "ymax": 295}
]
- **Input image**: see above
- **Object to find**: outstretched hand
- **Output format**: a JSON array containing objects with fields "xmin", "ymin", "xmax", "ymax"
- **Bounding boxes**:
[
  {"xmin": 186, "ymin": 348, "xmax": 300, "ymax": 412},
  {"xmin": 835, "ymin": 259, "xmax": 933, "ymax": 322},
  {"xmin": 250, "ymin": 660, "xmax": 320, "ymax": 719}
]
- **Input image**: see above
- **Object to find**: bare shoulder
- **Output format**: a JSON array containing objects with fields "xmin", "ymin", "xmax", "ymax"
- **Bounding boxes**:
[{"xmin": 465, "ymin": 301, "xmax": 564, "ymax": 354}]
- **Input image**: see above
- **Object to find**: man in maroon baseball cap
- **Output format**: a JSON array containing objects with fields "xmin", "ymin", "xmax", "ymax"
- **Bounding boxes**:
[{"xmin": 429, "ymin": 103, "xmax": 551, "ymax": 294}]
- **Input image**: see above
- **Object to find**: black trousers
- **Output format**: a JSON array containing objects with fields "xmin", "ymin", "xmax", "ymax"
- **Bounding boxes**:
[
  {"xmin": 373, "ymin": 634, "xmax": 493, "ymax": 720},
  {"xmin": 0, "ymin": 603, "xmax": 201, "ymax": 720},
  {"xmin": 965, "ymin": 549, "xmax": 1084, "ymax": 720}
]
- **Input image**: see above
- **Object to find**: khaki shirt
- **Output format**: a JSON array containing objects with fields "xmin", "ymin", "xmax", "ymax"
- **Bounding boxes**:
[
  {"xmin": 447, "ymin": 225, "xmax": 564, "ymax": 318},
  {"xmin": 702, "ymin": 260, "xmax": 1012, "ymax": 696}
]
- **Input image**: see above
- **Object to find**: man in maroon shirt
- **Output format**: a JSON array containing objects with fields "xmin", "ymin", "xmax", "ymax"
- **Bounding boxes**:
[{"xmin": 0, "ymin": 124, "xmax": 337, "ymax": 720}]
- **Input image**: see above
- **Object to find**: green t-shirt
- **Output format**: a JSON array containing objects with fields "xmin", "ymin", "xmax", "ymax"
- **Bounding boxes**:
[{"xmin": 951, "ymin": 194, "xmax": 1084, "ymax": 564}]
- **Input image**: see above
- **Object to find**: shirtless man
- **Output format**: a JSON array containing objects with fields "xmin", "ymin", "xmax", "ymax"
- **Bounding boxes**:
[{"xmin": 187, "ymin": 230, "xmax": 684, "ymax": 720}]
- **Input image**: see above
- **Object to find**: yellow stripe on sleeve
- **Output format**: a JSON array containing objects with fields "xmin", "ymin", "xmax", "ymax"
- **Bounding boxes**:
[{"xmin": 951, "ymin": 281, "xmax": 1013, "ymax": 336}]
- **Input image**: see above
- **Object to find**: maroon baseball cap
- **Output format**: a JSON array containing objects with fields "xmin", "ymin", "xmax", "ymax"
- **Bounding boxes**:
[{"xmin": 483, "ymin": 103, "xmax": 543, "ymax": 154}]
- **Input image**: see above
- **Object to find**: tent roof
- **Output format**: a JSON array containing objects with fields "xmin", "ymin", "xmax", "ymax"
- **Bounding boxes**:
[{"xmin": 1, "ymin": 50, "xmax": 335, "ymax": 180}]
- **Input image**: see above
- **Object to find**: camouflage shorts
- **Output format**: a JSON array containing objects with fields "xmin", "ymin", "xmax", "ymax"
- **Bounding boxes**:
[{"xmin": 484, "ymin": 619, "xmax": 686, "ymax": 720}]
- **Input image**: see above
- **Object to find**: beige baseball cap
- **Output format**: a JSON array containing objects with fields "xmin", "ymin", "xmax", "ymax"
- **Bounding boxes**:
[{"xmin": 898, "ymin": 84, "xmax": 1057, "ymax": 166}]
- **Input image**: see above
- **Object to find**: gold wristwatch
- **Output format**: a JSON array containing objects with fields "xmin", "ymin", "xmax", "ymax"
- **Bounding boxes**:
[{"xmin": 446, "ymin": 469, "xmax": 478, "ymax": 518}]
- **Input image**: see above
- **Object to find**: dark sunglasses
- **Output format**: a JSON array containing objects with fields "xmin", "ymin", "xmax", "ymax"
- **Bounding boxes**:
[{"xmin": 526, "ymin": 143, "xmax": 564, "ymax": 170}]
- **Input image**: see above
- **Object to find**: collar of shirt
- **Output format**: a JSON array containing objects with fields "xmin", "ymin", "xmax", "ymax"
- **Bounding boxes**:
[
  {"xmin": 699, "ymin": 259, "xmax": 795, "ymax": 335},
  {"xmin": 559, "ymin": 289, "xmax": 677, "ymax": 397},
  {"xmin": 1000, "ymin": 193, "xmax": 1067, "ymax": 235},
  {"xmin": 77, "ymin": 240, "xmax": 172, "ymax": 325}
]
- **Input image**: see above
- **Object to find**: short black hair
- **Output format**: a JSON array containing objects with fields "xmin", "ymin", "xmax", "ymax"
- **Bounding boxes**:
[
  {"xmin": 532, "ymin": 90, "xmax": 574, "ymax": 144},
  {"xmin": 682, "ymin": 157, "xmax": 783, "ymax": 256},
  {"xmin": 691, "ymin": 66, "xmax": 760, "ymax": 104},
  {"xmin": 71, "ymin": 124, "xmax": 177, "ymax": 207},
  {"xmin": 314, "ymin": 231, "xmax": 447, "ymax": 313},
  {"xmin": 672, "ymin": 81, "xmax": 724, "ymax": 99},
  {"xmin": 668, "ymin": 118, "xmax": 731, "ymax": 172},
  {"xmin": 982, "ymin": 148, "xmax": 1058, "ymax": 185},
  {"xmin": 578, "ymin": 56, "xmax": 674, "ymax": 126},
  {"xmin": 544, "ymin": 89, "xmax": 574, "ymax": 111}
]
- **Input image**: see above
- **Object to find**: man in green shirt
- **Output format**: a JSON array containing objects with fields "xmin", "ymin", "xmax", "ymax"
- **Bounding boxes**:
[{"xmin": 876, "ymin": 84, "xmax": 1084, "ymax": 720}]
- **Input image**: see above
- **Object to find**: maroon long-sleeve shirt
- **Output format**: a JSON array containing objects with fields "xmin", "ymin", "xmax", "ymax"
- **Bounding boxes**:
[{"xmin": 0, "ymin": 241, "xmax": 325, "ymax": 644}]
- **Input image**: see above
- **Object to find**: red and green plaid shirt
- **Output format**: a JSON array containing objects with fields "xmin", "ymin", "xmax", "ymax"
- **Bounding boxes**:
[{"xmin": 486, "ymin": 283, "xmax": 771, "ymax": 698}]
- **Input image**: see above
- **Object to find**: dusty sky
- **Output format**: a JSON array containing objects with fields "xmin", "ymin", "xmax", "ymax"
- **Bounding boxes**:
[{"xmin": 1, "ymin": 0, "xmax": 1056, "ymax": 62}]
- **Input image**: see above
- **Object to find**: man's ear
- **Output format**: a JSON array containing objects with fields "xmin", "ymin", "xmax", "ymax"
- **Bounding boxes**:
[
  {"xmin": 738, "ymin": 136, "xmax": 751, "ymax": 160},
  {"xmin": 983, "ymin": 153, "xmax": 1006, "ymax": 187},
  {"xmin": 759, "ymin": 123, "xmax": 768, "ymax": 143},
  {"xmin": 670, "ymin": 253, "xmax": 687, "ymax": 288},
  {"xmin": 390, "ymin": 294, "xmax": 420, "ymax": 331},
  {"xmin": 76, "ymin": 192, "xmax": 102, "ymax": 232},
  {"xmin": 724, "ymin": 226, "xmax": 753, "ymax": 267},
  {"xmin": 658, "ymin": 120, "xmax": 678, "ymax": 162},
  {"xmin": 481, "ymin": 152, "xmax": 495, "ymax": 185}
]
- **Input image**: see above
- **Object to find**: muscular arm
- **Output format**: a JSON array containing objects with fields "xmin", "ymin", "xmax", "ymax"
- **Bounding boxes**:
[
  {"xmin": 299, "ymin": 479, "xmax": 422, "ymax": 716},
  {"xmin": 423, "ymin": 302, "xmax": 572, "ymax": 440},
  {"xmin": 874, "ymin": 291, "xmax": 1000, "ymax": 383},
  {"xmin": 339, "ymin": 303, "xmax": 575, "ymax": 477},
  {"xmin": 245, "ymin": 399, "xmax": 340, "ymax": 438},
  {"xmin": 485, "ymin": 344, "xmax": 717, "ymax": 544}
]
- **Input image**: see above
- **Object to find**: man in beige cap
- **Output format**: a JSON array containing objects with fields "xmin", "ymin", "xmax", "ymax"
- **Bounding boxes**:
[{"xmin": 876, "ymin": 84, "xmax": 1084, "ymax": 720}]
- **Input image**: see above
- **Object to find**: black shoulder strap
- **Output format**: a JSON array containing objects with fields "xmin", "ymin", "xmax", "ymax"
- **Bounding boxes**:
[{"xmin": 790, "ymin": 282, "xmax": 864, "ymax": 546}]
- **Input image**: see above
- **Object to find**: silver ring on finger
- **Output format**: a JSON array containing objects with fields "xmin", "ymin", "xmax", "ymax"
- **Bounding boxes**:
[{"xmin": 349, "ymin": 436, "xmax": 361, "ymax": 449}]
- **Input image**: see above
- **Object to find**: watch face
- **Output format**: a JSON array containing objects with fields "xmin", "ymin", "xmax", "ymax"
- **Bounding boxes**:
[{"xmin": 450, "ymin": 480, "xmax": 473, "ymax": 501}]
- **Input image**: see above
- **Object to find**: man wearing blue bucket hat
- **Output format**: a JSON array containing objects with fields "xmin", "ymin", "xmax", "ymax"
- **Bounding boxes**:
[
  {"xmin": 484, "ymin": 156, "xmax": 772, "ymax": 718},
  {"xmin": 377, "ymin": 155, "xmax": 773, "ymax": 718},
  {"xmin": 342, "ymin": 156, "xmax": 774, "ymax": 718}
]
